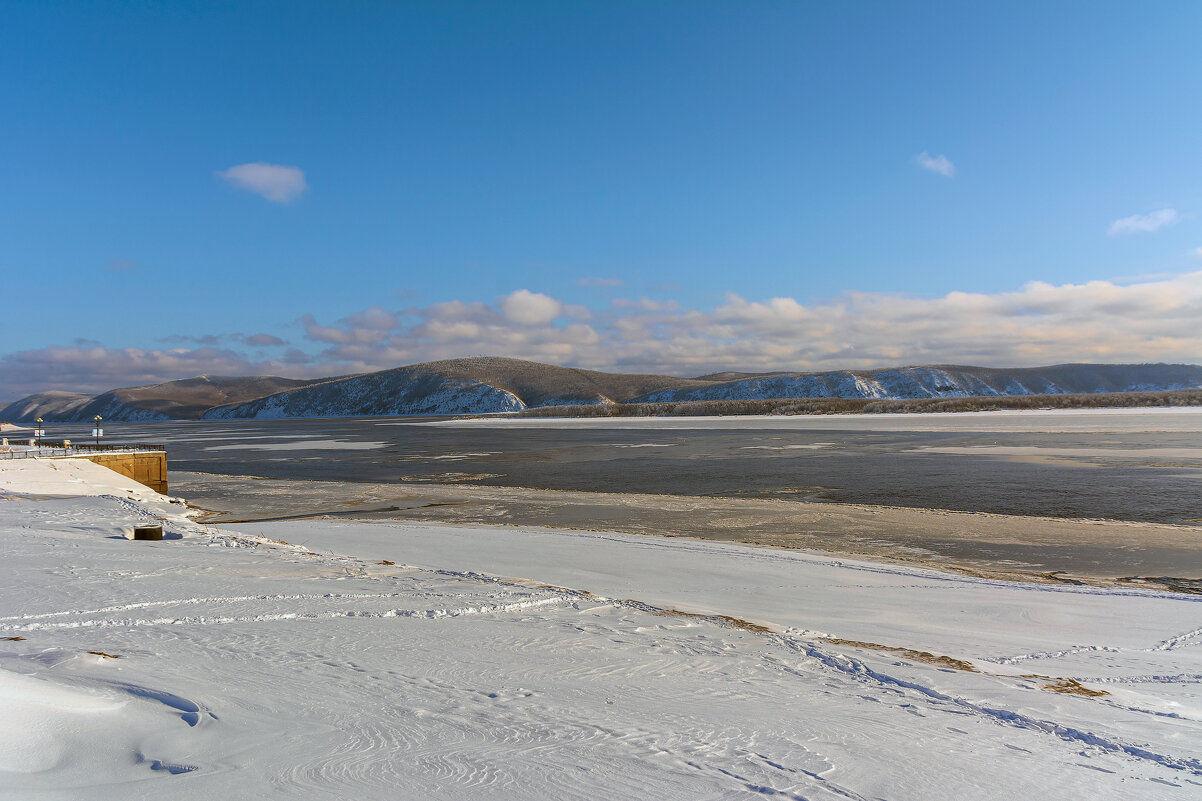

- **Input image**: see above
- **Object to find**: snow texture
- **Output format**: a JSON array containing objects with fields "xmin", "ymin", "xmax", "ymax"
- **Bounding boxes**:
[{"xmin": 1, "ymin": 458, "xmax": 1201, "ymax": 799}]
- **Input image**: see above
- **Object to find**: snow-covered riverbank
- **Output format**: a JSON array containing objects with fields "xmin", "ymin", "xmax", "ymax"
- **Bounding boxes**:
[{"xmin": 1, "ymin": 459, "xmax": 1200, "ymax": 799}]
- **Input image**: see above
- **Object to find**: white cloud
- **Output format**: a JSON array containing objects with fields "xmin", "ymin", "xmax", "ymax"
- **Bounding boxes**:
[
  {"xmin": 1108, "ymin": 208, "xmax": 1180, "ymax": 236},
  {"xmin": 577, "ymin": 277, "xmax": 623, "ymax": 288},
  {"xmin": 303, "ymin": 272, "xmax": 1202, "ymax": 375},
  {"xmin": 217, "ymin": 162, "xmax": 309, "ymax": 203},
  {"xmin": 6, "ymin": 272, "xmax": 1202, "ymax": 399},
  {"xmin": 1192, "ymin": 247, "xmax": 1202, "ymax": 259},
  {"xmin": 499, "ymin": 289, "xmax": 563, "ymax": 325},
  {"xmin": 914, "ymin": 151, "xmax": 955, "ymax": 177}
]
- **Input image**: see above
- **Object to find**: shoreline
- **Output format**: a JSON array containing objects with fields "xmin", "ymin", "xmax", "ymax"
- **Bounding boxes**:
[
  {"xmin": 425, "ymin": 404, "xmax": 1202, "ymax": 430},
  {"xmin": 176, "ymin": 469, "xmax": 1202, "ymax": 595}
]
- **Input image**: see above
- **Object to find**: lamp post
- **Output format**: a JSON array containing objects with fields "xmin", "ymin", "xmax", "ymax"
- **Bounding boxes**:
[
  {"xmin": 93, "ymin": 416, "xmax": 103, "ymax": 446},
  {"xmin": 34, "ymin": 418, "xmax": 44, "ymax": 440}
]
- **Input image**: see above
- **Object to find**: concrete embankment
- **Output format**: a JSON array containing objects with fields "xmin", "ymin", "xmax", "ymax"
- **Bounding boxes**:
[
  {"xmin": 77, "ymin": 451, "xmax": 168, "ymax": 494},
  {"xmin": 1, "ymin": 441, "xmax": 168, "ymax": 495}
]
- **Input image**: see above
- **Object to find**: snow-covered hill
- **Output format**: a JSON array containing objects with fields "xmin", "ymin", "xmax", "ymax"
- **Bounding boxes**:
[
  {"xmin": 203, "ymin": 368, "xmax": 526, "ymax": 419},
  {"xmin": 202, "ymin": 362, "xmax": 1202, "ymax": 419},
  {"xmin": 203, "ymin": 357, "xmax": 706, "ymax": 419},
  {"xmin": 632, "ymin": 363, "xmax": 1202, "ymax": 403},
  {"xmin": 0, "ymin": 391, "xmax": 97, "ymax": 421},
  {"xmin": 4, "ymin": 360, "xmax": 1201, "ymax": 421}
]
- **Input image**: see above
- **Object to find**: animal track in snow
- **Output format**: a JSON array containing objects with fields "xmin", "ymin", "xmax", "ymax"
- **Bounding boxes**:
[{"xmin": 1149, "ymin": 627, "xmax": 1202, "ymax": 652}]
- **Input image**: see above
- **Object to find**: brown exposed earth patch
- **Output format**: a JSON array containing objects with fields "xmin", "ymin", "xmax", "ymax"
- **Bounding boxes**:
[
  {"xmin": 821, "ymin": 637, "xmax": 978, "ymax": 672},
  {"xmin": 1024, "ymin": 676, "xmax": 1110, "ymax": 697}
]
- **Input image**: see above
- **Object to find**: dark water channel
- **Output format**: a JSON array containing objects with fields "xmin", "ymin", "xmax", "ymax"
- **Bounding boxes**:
[{"xmin": 37, "ymin": 413, "xmax": 1202, "ymax": 525}]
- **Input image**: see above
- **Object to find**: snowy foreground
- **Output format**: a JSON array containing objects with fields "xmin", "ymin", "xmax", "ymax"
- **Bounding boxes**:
[{"xmin": 2, "ymin": 460, "xmax": 1201, "ymax": 799}]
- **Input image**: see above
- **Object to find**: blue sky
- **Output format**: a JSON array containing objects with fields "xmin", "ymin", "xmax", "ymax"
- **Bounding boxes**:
[{"xmin": 2, "ymin": 1, "xmax": 1201, "ymax": 398}]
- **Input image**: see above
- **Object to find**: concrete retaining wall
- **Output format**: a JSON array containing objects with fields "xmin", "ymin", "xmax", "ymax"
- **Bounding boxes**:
[{"xmin": 79, "ymin": 451, "xmax": 168, "ymax": 494}]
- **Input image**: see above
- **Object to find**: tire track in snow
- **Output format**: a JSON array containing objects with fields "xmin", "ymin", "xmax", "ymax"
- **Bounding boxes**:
[
  {"xmin": 0, "ymin": 591, "xmax": 418, "ymax": 622},
  {"xmin": 0, "ymin": 597, "xmax": 564, "ymax": 632}
]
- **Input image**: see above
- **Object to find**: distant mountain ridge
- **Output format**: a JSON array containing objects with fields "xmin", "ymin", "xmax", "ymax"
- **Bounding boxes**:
[
  {"xmin": 0, "ymin": 375, "xmax": 315, "ymax": 422},
  {"xmin": 3, "ymin": 358, "xmax": 1200, "ymax": 422},
  {"xmin": 201, "ymin": 357, "xmax": 713, "ymax": 420},
  {"xmin": 632, "ymin": 363, "xmax": 1202, "ymax": 404}
]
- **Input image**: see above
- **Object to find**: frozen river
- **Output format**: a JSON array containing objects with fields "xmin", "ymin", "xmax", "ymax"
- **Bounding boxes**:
[{"xmin": 40, "ymin": 408, "xmax": 1202, "ymax": 525}]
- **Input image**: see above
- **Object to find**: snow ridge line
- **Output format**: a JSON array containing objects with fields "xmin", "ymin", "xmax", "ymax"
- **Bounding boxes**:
[
  {"xmin": 774, "ymin": 635, "xmax": 1202, "ymax": 776},
  {"xmin": 0, "ymin": 597, "xmax": 564, "ymax": 632},
  {"xmin": 0, "ymin": 591, "xmax": 416, "ymax": 622}
]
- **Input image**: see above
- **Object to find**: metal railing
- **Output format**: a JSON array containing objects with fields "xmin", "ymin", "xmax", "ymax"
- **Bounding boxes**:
[{"xmin": 0, "ymin": 440, "xmax": 166, "ymax": 459}]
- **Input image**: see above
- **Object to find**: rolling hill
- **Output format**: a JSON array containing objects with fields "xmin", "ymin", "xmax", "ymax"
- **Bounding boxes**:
[{"xmin": 3, "ymin": 358, "xmax": 1200, "ymax": 421}]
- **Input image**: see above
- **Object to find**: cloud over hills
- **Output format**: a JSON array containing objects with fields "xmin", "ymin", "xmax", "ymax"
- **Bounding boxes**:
[
  {"xmin": 2, "ymin": 273, "xmax": 1200, "ymax": 399},
  {"xmin": 501, "ymin": 290, "xmax": 563, "ymax": 325}
]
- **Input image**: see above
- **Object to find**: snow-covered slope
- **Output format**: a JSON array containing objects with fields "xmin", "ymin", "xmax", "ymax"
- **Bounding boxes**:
[
  {"xmin": 633, "ymin": 363, "xmax": 1202, "ymax": 403},
  {"xmin": 2, "ymin": 460, "xmax": 1201, "ymax": 798},
  {"xmin": 203, "ymin": 368, "xmax": 527, "ymax": 419},
  {"xmin": 0, "ymin": 391, "xmax": 96, "ymax": 421}
]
